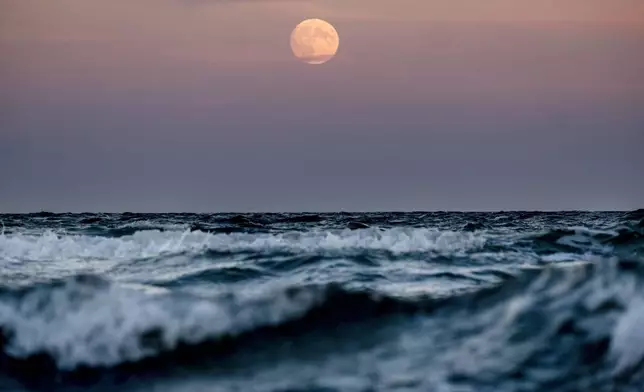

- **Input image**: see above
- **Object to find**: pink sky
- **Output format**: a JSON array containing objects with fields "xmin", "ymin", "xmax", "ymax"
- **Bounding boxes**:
[
  {"xmin": 2, "ymin": 0, "xmax": 642, "ymax": 100},
  {"xmin": 1, "ymin": 0, "xmax": 642, "ymax": 211}
]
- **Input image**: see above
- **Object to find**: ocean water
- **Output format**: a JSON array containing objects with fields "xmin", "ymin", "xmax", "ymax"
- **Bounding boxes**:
[{"xmin": 0, "ymin": 211, "xmax": 643, "ymax": 392}]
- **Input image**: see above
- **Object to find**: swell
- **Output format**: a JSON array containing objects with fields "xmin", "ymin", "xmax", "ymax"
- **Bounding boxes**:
[
  {"xmin": 525, "ymin": 224, "xmax": 643, "ymax": 256},
  {"xmin": 154, "ymin": 265, "xmax": 272, "ymax": 286}
]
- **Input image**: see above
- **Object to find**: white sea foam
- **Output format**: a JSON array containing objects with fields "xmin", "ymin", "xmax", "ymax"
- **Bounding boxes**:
[
  {"xmin": 0, "ymin": 228, "xmax": 487, "ymax": 263},
  {"xmin": 541, "ymin": 253, "xmax": 595, "ymax": 263},
  {"xmin": 116, "ymin": 220, "xmax": 189, "ymax": 231},
  {"xmin": 610, "ymin": 297, "xmax": 644, "ymax": 376},
  {"xmin": 0, "ymin": 276, "xmax": 325, "ymax": 369}
]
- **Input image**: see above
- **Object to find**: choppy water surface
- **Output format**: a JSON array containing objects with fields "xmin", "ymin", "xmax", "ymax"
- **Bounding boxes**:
[{"xmin": 1, "ymin": 211, "xmax": 643, "ymax": 391}]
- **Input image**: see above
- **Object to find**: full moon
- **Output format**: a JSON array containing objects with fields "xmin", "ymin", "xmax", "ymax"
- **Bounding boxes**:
[{"xmin": 290, "ymin": 19, "xmax": 339, "ymax": 65}]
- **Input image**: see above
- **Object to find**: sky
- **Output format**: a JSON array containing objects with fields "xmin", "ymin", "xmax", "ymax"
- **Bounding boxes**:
[{"xmin": 0, "ymin": 0, "xmax": 643, "ymax": 212}]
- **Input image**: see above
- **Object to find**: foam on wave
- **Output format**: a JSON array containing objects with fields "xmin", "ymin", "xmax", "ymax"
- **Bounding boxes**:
[
  {"xmin": 0, "ymin": 276, "xmax": 328, "ymax": 369},
  {"xmin": 0, "ymin": 228, "xmax": 487, "ymax": 263}
]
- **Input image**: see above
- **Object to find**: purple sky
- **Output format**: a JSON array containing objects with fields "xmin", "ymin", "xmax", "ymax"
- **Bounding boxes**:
[{"xmin": 1, "ymin": 0, "xmax": 643, "ymax": 212}]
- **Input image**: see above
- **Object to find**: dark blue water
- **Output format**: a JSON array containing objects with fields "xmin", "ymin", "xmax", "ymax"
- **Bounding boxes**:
[{"xmin": 1, "ymin": 211, "xmax": 643, "ymax": 391}]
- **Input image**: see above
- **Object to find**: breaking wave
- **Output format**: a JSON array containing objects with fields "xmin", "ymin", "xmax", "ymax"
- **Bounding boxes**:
[
  {"xmin": 0, "ymin": 275, "xmax": 420, "ymax": 371},
  {"xmin": 0, "ymin": 228, "xmax": 488, "ymax": 263}
]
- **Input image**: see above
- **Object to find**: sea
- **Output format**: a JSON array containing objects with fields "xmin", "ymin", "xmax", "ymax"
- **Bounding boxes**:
[{"xmin": 0, "ymin": 210, "xmax": 643, "ymax": 392}]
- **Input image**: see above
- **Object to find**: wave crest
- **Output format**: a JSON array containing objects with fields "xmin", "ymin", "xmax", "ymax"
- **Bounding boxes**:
[{"xmin": 0, "ymin": 228, "xmax": 487, "ymax": 263}]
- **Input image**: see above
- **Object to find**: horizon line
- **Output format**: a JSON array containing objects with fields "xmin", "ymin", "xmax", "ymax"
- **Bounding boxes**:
[{"xmin": 0, "ymin": 209, "xmax": 640, "ymax": 215}]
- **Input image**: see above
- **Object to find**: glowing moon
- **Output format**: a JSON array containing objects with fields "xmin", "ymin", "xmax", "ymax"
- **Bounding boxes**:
[{"xmin": 290, "ymin": 19, "xmax": 339, "ymax": 65}]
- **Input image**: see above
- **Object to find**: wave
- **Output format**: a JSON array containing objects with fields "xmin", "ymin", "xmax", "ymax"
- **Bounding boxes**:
[
  {"xmin": 625, "ymin": 209, "xmax": 644, "ymax": 221},
  {"xmin": 84, "ymin": 220, "xmax": 190, "ymax": 238},
  {"xmin": 3, "ymin": 224, "xmax": 638, "ymax": 267},
  {"xmin": 523, "ymin": 224, "xmax": 643, "ymax": 259},
  {"xmin": 0, "ymin": 228, "xmax": 488, "ymax": 264},
  {"xmin": 154, "ymin": 265, "xmax": 271, "ymax": 287},
  {"xmin": 0, "ymin": 275, "xmax": 422, "ymax": 372},
  {"xmin": 437, "ymin": 258, "xmax": 644, "ymax": 390}
]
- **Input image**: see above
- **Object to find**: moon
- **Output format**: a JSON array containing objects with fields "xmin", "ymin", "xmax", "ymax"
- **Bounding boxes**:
[{"xmin": 290, "ymin": 19, "xmax": 339, "ymax": 65}]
